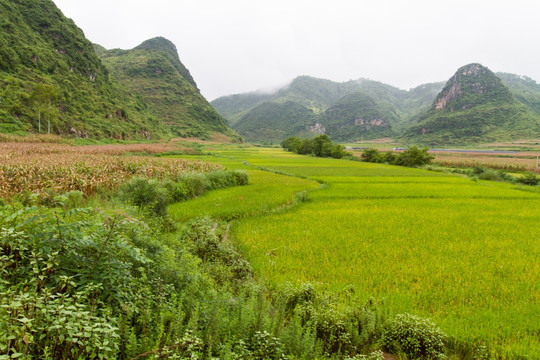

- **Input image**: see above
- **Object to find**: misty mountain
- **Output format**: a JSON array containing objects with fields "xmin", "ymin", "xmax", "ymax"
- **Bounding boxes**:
[
  {"xmin": 212, "ymin": 76, "xmax": 444, "ymax": 143},
  {"xmin": 214, "ymin": 66, "xmax": 540, "ymax": 145},
  {"xmin": 402, "ymin": 64, "xmax": 540, "ymax": 145}
]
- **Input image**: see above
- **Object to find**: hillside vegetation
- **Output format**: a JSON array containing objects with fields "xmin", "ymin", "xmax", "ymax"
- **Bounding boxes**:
[
  {"xmin": 213, "ymin": 66, "xmax": 540, "ymax": 145},
  {"xmin": 0, "ymin": 0, "xmax": 238, "ymax": 141},
  {"xmin": 212, "ymin": 76, "xmax": 445, "ymax": 143},
  {"xmin": 403, "ymin": 64, "xmax": 540, "ymax": 145},
  {"xmin": 99, "ymin": 38, "xmax": 240, "ymax": 140}
]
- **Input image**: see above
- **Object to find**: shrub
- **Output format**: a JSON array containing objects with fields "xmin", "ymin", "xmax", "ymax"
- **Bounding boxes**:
[
  {"xmin": 206, "ymin": 170, "xmax": 249, "ymax": 189},
  {"xmin": 382, "ymin": 151, "xmax": 397, "ymax": 164},
  {"xmin": 381, "ymin": 313, "xmax": 447, "ymax": 360},
  {"xmin": 294, "ymin": 191, "xmax": 309, "ymax": 204},
  {"xmin": 516, "ymin": 172, "xmax": 539, "ymax": 186},
  {"xmin": 252, "ymin": 331, "xmax": 288, "ymax": 360},
  {"xmin": 361, "ymin": 148, "xmax": 383, "ymax": 163},
  {"xmin": 178, "ymin": 172, "xmax": 210, "ymax": 198},
  {"xmin": 477, "ymin": 169, "xmax": 512, "ymax": 182},
  {"xmin": 232, "ymin": 170, "xmax": 249, "ymax": 186},
  {"xmin": 119, "ymin": 177, "xmax": 171, "ymax": 216},
  {"xmin": 182, "ymin": 217, "xmax": 252, "ymax": 284},
  {"xmin": 331, "ymin": 144, "xmax": 349, "ymax": 159},
  {"xmin": 395, "ymin": 146, "xmax": 434, "ymax": 167},
  {"xmin": 119, "ymin": 171, "xmax": 249, "ymax": 216}
]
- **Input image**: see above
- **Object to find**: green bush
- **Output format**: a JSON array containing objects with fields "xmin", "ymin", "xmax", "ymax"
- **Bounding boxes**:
[
  {"xmin": 516, "ymin": 172, "xmax": 539, "ymax": 186},
  {"xmin": 382, "ymin": 151, "xmax": 397, "ymax": 164},
  {"xmin": 232, "ymin": 170, "xmax": 249, "ymax": 186},
  {"xmin": 178, "ymin": 172, "xmax": 210, "ymax": 198},
  {"xmin": 182, "ymin": 217, "xmax": 252, "ymax": 285},
  {"xmin": 361, "ymin": 148, "xmax": 383, "ymax": 163},
  {"xmin": 119, "ymin": 177, "xmax": 171, "ymax": 216},
  {"xmin": 477, "ymin": 168, "xmax": 512, "ymax": 182},
  {"xmin": 381, "ymin": 313, "xmax": 447, "ymax": 360},
  {"xmin": 0, "ymin": 201, "xmax": 161, "ymax": 358},
  {"xmin": 395, "ymin": 146, "xmax": 434, "ymax": 167},
  {"xmin": 206, "ymin": 170, "xmax": 249, "ymax": 189},
  {"xmin": 281, "ymin": 135, "xmax": 350, "ymax": 159},
  {"xmin": 252, "ymin": 331, "xmax": 288, "ymax": 360}
]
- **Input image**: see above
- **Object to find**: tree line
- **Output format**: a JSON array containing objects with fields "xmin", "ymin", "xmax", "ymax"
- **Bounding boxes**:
[{"xmin": 281, "ymin": 134, "xmax": 350, "ymax": 159}]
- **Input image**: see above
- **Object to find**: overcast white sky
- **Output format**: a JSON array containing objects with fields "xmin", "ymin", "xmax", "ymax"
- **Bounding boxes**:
[{"xmin": 52, "ymin": 0, "xmax": 540, "ymax": 101}]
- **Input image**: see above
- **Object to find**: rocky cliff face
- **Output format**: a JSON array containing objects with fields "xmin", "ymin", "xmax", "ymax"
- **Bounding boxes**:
[
  {"xmin": 401, "ymin": 63, "xmax": 540, "ymax": 145},
  {"xmin": 432, "ymin": 63, "xmax": 511, "ymax": 112}
]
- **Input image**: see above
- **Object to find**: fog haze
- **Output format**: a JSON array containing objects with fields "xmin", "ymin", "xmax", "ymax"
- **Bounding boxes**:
[{"xmin": 52, "ymin": 0, "xmax": 540, "ymax": 100}]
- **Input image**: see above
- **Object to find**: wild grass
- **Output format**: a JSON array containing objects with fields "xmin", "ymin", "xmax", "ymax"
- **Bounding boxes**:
[{"xmin": 170, "ymin": 146, "xmax": 540, "ymax": 358}]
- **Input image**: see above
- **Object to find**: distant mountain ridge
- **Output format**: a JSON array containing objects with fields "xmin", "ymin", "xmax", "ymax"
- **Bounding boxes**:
[
  {"xmin": 213, "ymin": 66, "xmax": 540, "ymax": 145},
  {"xmin": 0, "ymin": 0, "xmax": 239, "ymax": 141},
  {"xmin": 212, "ymin": 76, "xmax": 445, "ymax": 143}
]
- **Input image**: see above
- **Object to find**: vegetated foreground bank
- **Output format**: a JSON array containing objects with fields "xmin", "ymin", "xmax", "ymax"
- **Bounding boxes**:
[
  {"xmin": 172, "ymin": 147, "xmax": 540, "ymax": 358},
  {"xmin": 2, "ymin": 142, "xmax": 403, "ymax": 360},
  {"xmin": 2, "ymin": 142, "xmax": 538, "ymax": 359}
]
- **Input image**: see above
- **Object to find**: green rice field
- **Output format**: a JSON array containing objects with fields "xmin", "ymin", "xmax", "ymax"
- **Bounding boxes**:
[{"xmin": 168, "ymin": 147, "xmax": 540, "ymax": 358}]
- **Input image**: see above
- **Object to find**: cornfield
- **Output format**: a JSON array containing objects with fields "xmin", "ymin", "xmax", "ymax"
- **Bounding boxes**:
[
  {"xmin": 0, "ymin": 143, "xmax": 222, "ymax": 198},
  {"xmin": 433, "ymin": 153, "xmax": 540, "ymax": 173}
]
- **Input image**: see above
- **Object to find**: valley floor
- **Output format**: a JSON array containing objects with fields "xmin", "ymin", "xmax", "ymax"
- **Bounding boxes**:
[{"xmin": 169, "ymin": 146, "xmax": 540, "ymax": 358}]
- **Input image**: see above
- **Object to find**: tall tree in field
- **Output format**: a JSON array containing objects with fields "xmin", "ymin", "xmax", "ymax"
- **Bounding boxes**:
[{"xmin": 31, "ymin": 84, "xmax": 57, "ymax": 133}]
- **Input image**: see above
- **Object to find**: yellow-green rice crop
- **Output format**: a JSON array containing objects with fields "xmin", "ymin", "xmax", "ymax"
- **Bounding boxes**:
[
  {"xmin": 170, "ymin": 147, "xmax": 539, "ymax": 358},
  {"xmin": 168, "ymin": 170, "xmax": 319, "ymax": 220}
]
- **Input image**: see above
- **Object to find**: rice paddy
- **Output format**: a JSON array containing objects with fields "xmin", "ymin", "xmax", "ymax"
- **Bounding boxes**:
[{"xmin": 167, "ymin": 146, "xmax": 540, "ymax": 358}]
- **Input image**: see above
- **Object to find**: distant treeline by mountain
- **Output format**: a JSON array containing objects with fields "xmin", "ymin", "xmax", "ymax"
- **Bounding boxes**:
[
  {"xmin": 0, "ymin": 0, "xmax": 239, "ymax": 141},
  {"xmin": 212, "ymin": 65, "xmax": 540, "ymax": 145}
]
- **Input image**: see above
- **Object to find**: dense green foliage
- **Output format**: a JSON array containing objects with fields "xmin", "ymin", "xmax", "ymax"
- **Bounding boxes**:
[
  {"xmin": 99, "ymin": 38, "xmax": 240, "ymax": 141},
  {"xmin": 281, "ymin": 135, "xmax": 350, "ymax": 159},
  {"xmin": 447, "ymin": 166, "xmax": 540, "ymax": 186},
  {"xmin": 403, "ymin": 64, "xmax": 540, "ymax": 145},
  {"xmin": 515, "ymin": 172, "xmax": 539, "ymax": 186},
  {"xmin": 360, "ymin": 147, "xmax": 434, "ymax": 167},
  {"xmin": 0, "ymin": 0, "xmax": 170, "ymax": 139},
  {"xmin": 0, "ymin": 0, "xmax": 238, "ymax": 141},
  {"xmin": 381, "ymin": 314, "xmax": 447, "ymax": 360},
  {"xmin": 0, "ymin": 190, "xmax": 393, "ymax": 359}
]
